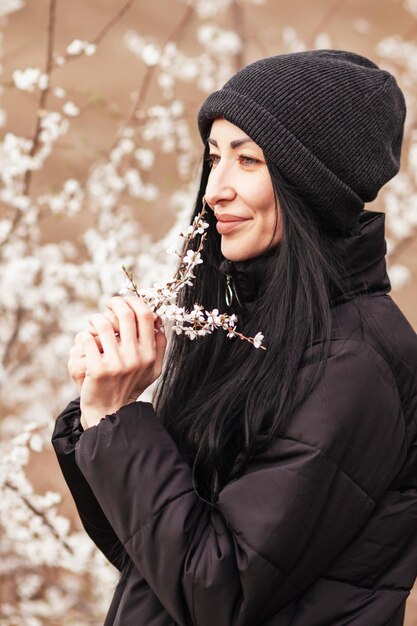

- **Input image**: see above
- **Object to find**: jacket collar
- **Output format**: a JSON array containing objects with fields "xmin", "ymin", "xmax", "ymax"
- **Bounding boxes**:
[
  {"xmin": 329, "ymin": 209, "xmax": 391, "ymax": 305},
  {"xmin": 218, "ymin": 210, "xmax": 391, "ymax": 309}
]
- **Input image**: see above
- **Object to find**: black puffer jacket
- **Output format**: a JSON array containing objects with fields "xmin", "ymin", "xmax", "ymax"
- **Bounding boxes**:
[{"xmin": 52, "ymin": 210, "xmax": 417, "ymax": 626}]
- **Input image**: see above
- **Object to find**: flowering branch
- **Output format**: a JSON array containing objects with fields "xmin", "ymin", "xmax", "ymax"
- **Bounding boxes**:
[
  {"xmin": 121, "ymin": 201, "xmax": 266, "ymax": 350},
  {"xmin": 81, "ymin": 0, "xmax": 137, "ymax": 50},
  {"xmin": 3, "ymin": 0, "xmax": 57, "ymax": 246},
  {"xmin": 53, "ymin": 0, "xmax": 138, "ymax": 68},
  {"xmin": 117, "ymin": 1, "xmax": 196, "ymax": 141},
  {"xmin": 1, "ymin": 305, "xmax": 23, "ymax": 369},
  {"xmin": 4, "ymin": 481, "xmax": 74, "ymax": 555},
  {"xmin": 23, "ymin": 0, "xmax": 57, "ymax": 196},
  {"xmin": 68, "ymin": 0, "xmax": 196, "ymax": 201}
]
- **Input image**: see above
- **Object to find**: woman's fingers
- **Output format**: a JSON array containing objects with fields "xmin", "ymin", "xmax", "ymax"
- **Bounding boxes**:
[
  {"xmin": 68, "ymin": 344, "xmax": 87, "ymax": 381},
  {"xmin": 104, "ymin": 308, "xmax": 119, "ymax": 332},
  {"xmin": 87, "ymin": 308, "xmax": 119, "ymax": 337},
  {"xmin": 87, "ymin": 315, "xmax": 121, "ymax": 364},
  {"xmin": 78, "ymin": 296, "xmax": 163, "ymax": 383},
  {"xmin": 105, "ymin": 296, "xmax": 138, "ymax": 350},
  {"xmin": 75, "ymin": 330, "xmax": 103, "ymax": 353},
  {"xmin": 76, "ymin": 298, "xmax": 167, "ymax": 423},
  {"xmin": 123, "ymin": 296, "xmax": 156, "ymax": 365},
  {"xmin": 79, "ymin": 331, "xmax": 104, "ymax": 374}
]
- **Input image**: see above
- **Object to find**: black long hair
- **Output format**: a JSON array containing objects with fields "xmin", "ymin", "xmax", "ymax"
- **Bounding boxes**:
[{"xmin": 152, "ymin": 152, "xmax": 351, "ymax": 503}]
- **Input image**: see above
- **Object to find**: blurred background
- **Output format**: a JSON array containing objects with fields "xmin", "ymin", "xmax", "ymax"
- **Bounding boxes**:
[{"xmin": 0, "ymin": 0, "xmax": 416, "ymax": 624}]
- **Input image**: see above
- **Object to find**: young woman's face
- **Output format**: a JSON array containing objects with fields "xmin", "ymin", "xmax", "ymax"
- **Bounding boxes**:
[{"xmin": 204, "ymin": 117, "xmax": 282, "ymax": 262}]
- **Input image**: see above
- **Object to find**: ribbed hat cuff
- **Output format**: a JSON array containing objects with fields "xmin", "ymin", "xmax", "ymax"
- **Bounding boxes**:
[{"xmin": 198, "ymin": 89, "xmax": 364, "ymax": 235}]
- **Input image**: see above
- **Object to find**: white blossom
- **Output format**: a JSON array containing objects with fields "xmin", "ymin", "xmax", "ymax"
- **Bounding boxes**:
[
  {"xmin": 85, "ymin": 43, "xmax": 97, "ymax": 56},
  {"xmin": 198, "ymin": 25, "xmax": 241, "ymax": 56},
  {"xmin": 281, "ymin": 26, "xmax": 306, "ymax": 52},
  {"xmin": 29, "ymin": 434, "xmax": 43, "ymax": 453},
  {"xmin": 39, "ymin": 111, "xmax": 69, "ymax": 144},
  {"xmin": 0, "ymin": 0, "xmax": 24, "ymax": 18},
  {"xmin": 142, "ymin": 43, "xmax": 161, "ymax": 66},
  {"xmin": 192, "ymin": 0, "xmax": 231, "ymax": 19},
  {"xmin": 405, "ymin": 0, "xmax": 417, "ymax": 18},
  {"xmin": 353, "ymin": 19, "xmax": 371, "ymax": 34},
  {"xmin": 13, "ymin": 67, "xmax": 41, "ymax": 91},
  {"xmin": 38, "ymin": 73, "xmax": 49, "ymax": 90},
  {"xmin": 388, "ymin": 264, "xmax": 412, "ymax": 290},
  {"xmin": 253, "ymin": 332, "xmax": 264, "ymax": 349},
  {"xmin": 314, "ymin": 32, "xmax": 332, "ymax": 49},
  {"xmin": 123, "ymin": 30, "xmax": 146, "ymax": 57},
  {"xmin": 66, "ymin": 39, "xmax": 84, "ymax": 55},
  {"xmin": 37, "ymin": 178, "xmax": 84, "ymax": 216},
  {"xmin": 66, "ymin": 38, "xmax": 96, "ymax": 57},
  {"xmin": 134, "ymin": 147, "xmax": 155, "ymax": 170},
  {"xmin": 53, "ymin": 86, "xmax": 66, "ymax": 98},
  {"xmin": 54, "ymin": 54, "xmax": 66, "ymax": 66},
  {"xmin": 62, "ymin": 101, "xmax": 80, "ymax": 117}
]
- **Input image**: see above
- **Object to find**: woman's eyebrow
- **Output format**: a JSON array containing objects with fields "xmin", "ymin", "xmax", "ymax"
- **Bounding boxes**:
[{"xmin": 207, "ymin": 137, "xmax": 256, "ymax": 149}]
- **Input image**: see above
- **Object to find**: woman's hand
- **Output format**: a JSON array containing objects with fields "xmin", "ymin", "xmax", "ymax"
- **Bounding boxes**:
[
  {"xmin": 68, "ymin": 308, "xmax": 118, "ymax": 394},
  {"xmin": 72, "ymin": 296, "xmax": 166, "ymax": 428}
]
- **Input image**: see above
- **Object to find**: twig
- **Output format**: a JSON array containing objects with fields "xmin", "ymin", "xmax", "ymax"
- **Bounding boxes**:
[
  {"xmin": 4, "ymin": 313, "xmax": 55, "ymax": 378},
  {"xmin": 5, "ymin": 0, "xmax": 57, "ymax": 245},
  {"xmin": 2, "ymin": 306, "xmax": 24, "ymax": 369},
  {"xmin": 78, "ymin": 0, "xmax": 196, "ymax": 186},
  {"xmin": 174, "ymin": 201, "xmax": 208, "ymax": 280},
  {"xmin": 4, "ymin": 481, "xmax": 74, "ymax": 555},
  {"xmin": 91, "ymin": 0, "xmax": 137, "ymax": 46},
  {"xmin": 121, "ymin": 203, "xmax": 267, "ymax": 349},
  {"xmin": 3, "ymin": 0, "xmax": 195, "ymax": 241},
  {"xmin": 125, "ymin": 0, "xmax": 195, "ymax": 128},
  {"xmin": 23, "ymin": 0, "xmax": 57, "ymax": 197},
  {"xmin": 3, "ymin": 0, "xmax": 138, "ymax": 248},
  {"xmin": 54, "ymin": 0, "xmax": 138, "ymax": 68}
]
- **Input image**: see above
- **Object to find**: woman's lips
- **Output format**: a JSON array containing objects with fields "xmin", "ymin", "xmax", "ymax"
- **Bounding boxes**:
[{"xmin": 216, "ymin": 218, "xmax": 250, "ymax": 235}]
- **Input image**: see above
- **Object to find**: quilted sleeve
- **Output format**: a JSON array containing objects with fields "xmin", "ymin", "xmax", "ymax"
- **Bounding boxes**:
[
  {"xmin": 73, "ymin": 342, "xmax": 406, "ymax": 626},
  {"xmin": 51, "ymin": 398, "xmax": 126, "ymax": 571}
]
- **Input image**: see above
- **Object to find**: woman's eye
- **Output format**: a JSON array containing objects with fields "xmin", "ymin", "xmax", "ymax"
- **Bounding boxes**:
[
  {"xmin": 207, "ymin": 154, "xmax": 220, "ymax": 167},
  {"xmin": 239, "ymin": 155, "xmax": 259, "ymax": 166},
  {"xmin": 206, "ymin": 154, "xmax": 259, "ymax": 168}
]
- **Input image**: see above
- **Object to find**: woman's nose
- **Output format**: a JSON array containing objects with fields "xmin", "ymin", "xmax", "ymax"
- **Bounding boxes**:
[{"xmin": 204, "ymin": 162, "xmax": 236, "ymax": 208}]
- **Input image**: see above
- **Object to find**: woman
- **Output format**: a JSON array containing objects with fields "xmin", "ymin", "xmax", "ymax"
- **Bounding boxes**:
[{"xmin": 52, "ymin": 50, "xmax": 417, "ymax": 625}]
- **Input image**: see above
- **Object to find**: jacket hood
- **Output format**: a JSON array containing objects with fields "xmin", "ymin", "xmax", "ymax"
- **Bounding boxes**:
[{"xmin": 218, "ymin": 209, "xmax": 391, "ymax": 309}]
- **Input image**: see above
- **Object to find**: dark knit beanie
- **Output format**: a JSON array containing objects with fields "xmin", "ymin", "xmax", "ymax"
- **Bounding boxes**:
[{"xmin": 198, "ymin": 49, "xmax": 406, "ymax": 235}]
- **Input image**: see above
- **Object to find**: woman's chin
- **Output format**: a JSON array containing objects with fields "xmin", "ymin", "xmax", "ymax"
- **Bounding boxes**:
[
  {"xmin": 221, "ymin": 241, "xmax": 256, "ymax": 262},
  {"xmin": 221, "ymin": 234, "xmax": 277, "ymax": 262}
]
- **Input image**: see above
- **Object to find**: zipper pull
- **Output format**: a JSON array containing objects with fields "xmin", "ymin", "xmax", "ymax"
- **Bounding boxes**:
[
  {"xmin": 225, "ymin": 273, "xmax": 243, "ymax": 308},
  {"xmin": 225, "ymin": 274, "xmax": 234, "ymax": 306}
]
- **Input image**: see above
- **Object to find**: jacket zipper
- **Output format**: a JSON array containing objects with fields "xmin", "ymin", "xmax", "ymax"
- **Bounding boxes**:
[{"xmin": 225, "ymin": 273, "xmax": 243, "ymax": 308}]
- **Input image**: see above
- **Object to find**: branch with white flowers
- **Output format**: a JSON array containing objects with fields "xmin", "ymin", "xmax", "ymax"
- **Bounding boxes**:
[{"xmin": 121, "ymin": 203, "xmax": 266, "ymax": 349}]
